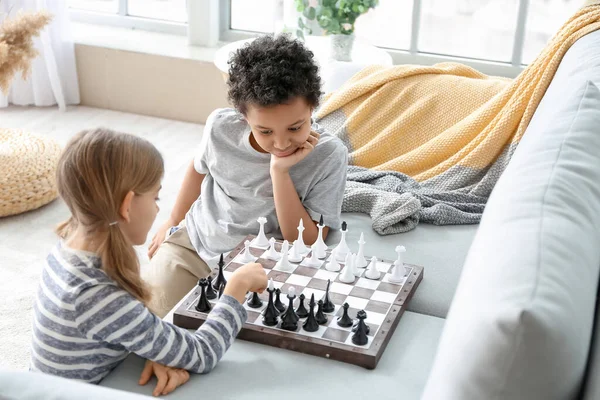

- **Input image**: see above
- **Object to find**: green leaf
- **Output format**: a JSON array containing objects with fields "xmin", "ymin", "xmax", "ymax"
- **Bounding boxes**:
[
  {"xmin": 358, "ymin": 5, "xmax": 365, "ymax": 13},
  {"xmin": 296, "ymin": 3, "xmax": 304, "ymax": 12},
  {"xmin": 329, "ymin": 19, "xmax": 341, "ymax": 34},
  {"xmin": 322, "ymin": 6, "xmax": 333, "ymax": 17},
  {"xmin": 318, "ymin": 16, "xmax": 330, "ymax": 28},
  {"xmin": 297, "ymin": 17, "xmax": 305, "ymax": 28},
  {"xmin": 307, "ymin": 6, "xmax": 316, "ymax": 20},
  {"xmin": 296, "ymin": 29, "xmax": 305, "ymax": 41}
]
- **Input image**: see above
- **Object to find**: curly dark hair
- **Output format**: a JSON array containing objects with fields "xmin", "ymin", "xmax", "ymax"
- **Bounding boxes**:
[{"xmin": 227, "ymin": 34, "xmax": 322, "ymax": 114}]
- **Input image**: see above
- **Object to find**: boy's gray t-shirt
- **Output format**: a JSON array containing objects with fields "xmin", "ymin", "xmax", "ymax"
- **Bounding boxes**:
[{"xmin": 185, "ymin": 108, "xmax": 348, "ymax": 266}]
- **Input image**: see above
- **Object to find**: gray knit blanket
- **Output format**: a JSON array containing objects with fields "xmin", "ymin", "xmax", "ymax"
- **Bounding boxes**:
[{"xmin": 342, "ymin": 165, "xmax": 502, "ymax": 235}]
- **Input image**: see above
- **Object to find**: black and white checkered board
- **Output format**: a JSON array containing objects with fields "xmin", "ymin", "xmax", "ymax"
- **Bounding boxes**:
[{"xmin": 173, "ymin": 235, "xmax": 424, "ymax": 369}]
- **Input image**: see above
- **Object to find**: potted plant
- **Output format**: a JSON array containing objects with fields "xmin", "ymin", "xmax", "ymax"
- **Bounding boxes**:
[{"xmin": 294, "ymin": 0, "xmax": 379, "ymax": 61}]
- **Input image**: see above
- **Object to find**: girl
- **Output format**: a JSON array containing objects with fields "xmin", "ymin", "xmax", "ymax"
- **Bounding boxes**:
[{"xmin": 30, "ymin": 128, "xmax": 267, "ymax": 396}]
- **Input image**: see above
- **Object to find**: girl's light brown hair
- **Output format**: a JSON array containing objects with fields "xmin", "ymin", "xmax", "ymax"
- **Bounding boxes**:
[{"xmin": 56, "ymin": 128, "xmax": 164, "ymax": 304}]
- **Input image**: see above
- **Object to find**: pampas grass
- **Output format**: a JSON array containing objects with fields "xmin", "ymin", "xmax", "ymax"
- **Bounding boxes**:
[{"xmin": 0, "ymin": 9, "xmax": 52, "ymax": 92}]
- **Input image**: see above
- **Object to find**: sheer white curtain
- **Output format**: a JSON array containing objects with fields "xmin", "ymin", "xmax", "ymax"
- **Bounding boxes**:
[{"xmin": 0, "ymin": 0, "xmax": 79, "ymax": 110}]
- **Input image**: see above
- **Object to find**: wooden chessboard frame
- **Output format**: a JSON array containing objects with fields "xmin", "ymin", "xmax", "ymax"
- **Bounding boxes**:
[{"xmin": 173, "ymin": 235, "xmax": 424, "ymax": 369}]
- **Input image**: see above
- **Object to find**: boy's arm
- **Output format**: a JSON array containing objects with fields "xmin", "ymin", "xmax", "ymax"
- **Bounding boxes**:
[
  {"xmin": 271, "ymin": 170, "xmax": 329, "ymax": 245},
  {"xmin": 148, "ymin": 160, "xmax": 204, "ymax": 258},
  {"xmin": 271, "ymin": 131, "xmax": 331, "ymax": 245},
  {"xmin": 169, "ymin": 160, "xmax": 205, "ymax": 224}
]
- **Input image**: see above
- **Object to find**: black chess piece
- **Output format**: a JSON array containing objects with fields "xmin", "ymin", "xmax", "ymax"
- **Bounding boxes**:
[
  {"xmin": 295, "ymin": 293, "xmax": 309, "ymax": 318},
  {"xmin": 321, "ymin": 279, "xmax": 335, "ymax": 313},
  {"xmin": 274, "ymin": 288, "xmax": 286, "ymax": 314},
  {"xmin": 247, "ymin": 292, "xmax": 263, "ymax": 308},
  {"xmin": 319, "ymin": 214, "xmax": 324, "ymax": 226},
  {"xmin": 342, "ymin": 221, "xmax": 347, "ymax": 231},
  {"xmin": 218, "ymin": 281, "xmax": 225, "ymax": 299},
  {"xmin": 195, "ymin": 279, "xmax": 212, "ymax": 313},
  {"xmin": 280, "ymin": 291, "xmax": 299, "ymax": 331},
  {"xmin": 337, "ymin": 303, "xmax": 353, "ymax": 328},
  {"xmin": 262, "ymin": 285, "xmax": 279, "ymax": 327},
  {"xmin": 351, "ymin": 310, "xmax": 369, "ymax": 346},
  {"xmin": 302, "ymin": 294, "xmax": 320, "ymax": 332},
  {"xmin": 212, "ymin": 254, "xmax": 227, "ymax": 291},
  {"xmin": 315, "ymin": 300, "xmax": 328, "ymax": 325},
  {"xmin": 352, "ymin": 321, "xmax": 371, "ymax": 335},
  {"xmin": 205, "ymin": 277, "xmax": 217, "ymax": 300}
]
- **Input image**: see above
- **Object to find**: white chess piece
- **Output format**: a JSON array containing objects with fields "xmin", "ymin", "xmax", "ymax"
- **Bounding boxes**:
[
  {"xmin": 288, "ymin": 240, "xmax": 303, "ymax": 263},
  {"xmin": 268, "ymin": 278, "xmax": 275, "ymax": 291},
  {"xmin": 304, "ymin": 244, "xmax": 321, "ymax": 268},
  {"xmin": 252, "ymin": 217, "xmax": 269, "ymax": 248},
  {"xmin": 355, "ymin": 233, "xmax": 367, "ymax": 268},
  {"xmin": 276, "ymin": 240, "xmax": 293, "ymax": 271},
  {"xmin": 365, "ymin": 256, "xmax": 380, "ymax": 280},
  {"xmin": 314, "ymin": 219, "xmax": 328, "ymax": 259},
  {"xmin": 295, "ymin": 219, "xmax": 309, "ymax": 255},
  {"xmin": 334, "ymin": 222, "xmax": 351, "ymax": 262},
  {"xmin": 351, "ymin": 253, "xmax": 362, "ymax": 277},
  {"xmin": 288, "ymin": 286, "xmax": 296, "ymax": 298},
  {"xmin": 325, "ymin": 248, "xmax": 341, "ymax": 272},
  {"xmin": 389, "ymin": 245, "xmax": 407, "ymax": 283},
  {"xmin": 240, "ymin": 240, "xmax": 254, "ymax": 263},
  {"xmin": 264, "ymin": 237, "xmax": 281, "ymax": 261},
  {"xmin": 339, "ymin": 253, "xmax": 356, "ymax": 283}
]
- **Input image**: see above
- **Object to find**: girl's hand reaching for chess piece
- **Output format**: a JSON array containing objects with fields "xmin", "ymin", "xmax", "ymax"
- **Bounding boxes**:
[
  {"xmin": 224, "ymin": 262, "xmax": 268, "ymax": 304},
  {"xmin": 139, "ymin": 360, "xmax": 190, "ymax": 397}
]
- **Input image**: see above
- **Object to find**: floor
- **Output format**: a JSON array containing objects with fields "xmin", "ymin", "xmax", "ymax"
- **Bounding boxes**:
[{"xmin": 0, "ymin": 105, "xmax": 204, "ymax": 370}]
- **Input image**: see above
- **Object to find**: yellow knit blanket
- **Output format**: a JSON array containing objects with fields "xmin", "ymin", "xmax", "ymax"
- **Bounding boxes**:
[{"xmin": 316, "ymin": 5, "xmax": 600, "ymax": 182}]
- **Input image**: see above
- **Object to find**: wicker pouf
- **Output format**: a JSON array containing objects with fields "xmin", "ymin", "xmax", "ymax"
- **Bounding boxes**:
[{"xmin": 0, "ymin": 128, "xmax": 62, "ymax": 217}]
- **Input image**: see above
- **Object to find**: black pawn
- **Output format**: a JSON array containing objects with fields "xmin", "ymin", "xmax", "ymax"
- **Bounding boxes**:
[
  {"xmin": 302, "ymin": 294, "xmax": 320, "ymax": 332},
  {"xmin": 315, "ymin": 300, "xmax": 328, "ymax": 325},
  {"xmin": 352, "ymin": 321, "xmax": 371, "ymax": 335},
  {"xmin": 337, "ymin": 303, "xmax": 353, "ymax": 328},
  {"xmin": 205, "ymin": 277, "xmax": 217, "ymax": 300},
  {"xmin": 319, "ymin": 215, "xmax": 324, "ymax": 226},
  {"xmin": 247, "ymin": 292, "xmax": 263, "ymax": 308},
  {"xmin": 342, "ymin": 221, "xmax": 347, "ymax": 231},
  {"xmin": 195, "ymin": 279, "xmax": 212, "ymax": 313},
  {"xmin": 212, "ymin": 254, "xmax": 227, "ymax": 291},
  {"xmin": 351, "ymin": 310, "xmax": 369, "ymax": 346},
  {"xmin": 295, "ymin": 293, "xmax": 309, "ymax": 318},
  {"xmin": 322, "ymin": 279, "xmax": 335, "ymax": 313},
  {"xmin": 281, "ymin": 292, "xmax": 299, "ymax": 331},
  {"xmin": 274, "ymin": 288, "xmax": 286, "ymax": 314},
  {"xmin": 262, "ymin": 287, "xmax": 279, "ymax": 327}
]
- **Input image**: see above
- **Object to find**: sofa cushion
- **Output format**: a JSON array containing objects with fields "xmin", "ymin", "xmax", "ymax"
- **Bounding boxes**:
[
  {"xmin": 326, "ymin": 212, "xmax": 477, "ymax": 318},
  {"xmin": 100, "ymin": 311, "xmax": 445, "ymax": 399},
  {"xmin": 422, "ymin": 74, "xmax": 600, "ymax": 399},
  {"xmin": 0, "ymin": 369, "xmax": 151, "ymax": 399},
  {"xmin": 582, "ymin": 295, "xmax": 600, "ymax": 400}
]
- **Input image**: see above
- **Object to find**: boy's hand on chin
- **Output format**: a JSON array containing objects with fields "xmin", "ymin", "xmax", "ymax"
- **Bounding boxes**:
[{"xmin": 270, "ymin": 131, "xmax": 320, "ymax": 174}]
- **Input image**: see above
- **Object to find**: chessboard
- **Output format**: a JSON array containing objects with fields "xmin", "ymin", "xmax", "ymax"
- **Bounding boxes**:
[{"xmin": 173, "ymin": 234, "xmax": 424, "ymax": 369}]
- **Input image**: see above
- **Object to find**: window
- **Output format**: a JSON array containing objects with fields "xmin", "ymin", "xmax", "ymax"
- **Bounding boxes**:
[
  {"xmin": 222, "ymin": 0, "xmax": 582, "ymax": 76},
  {"xmin": 68, "ymin": 0, "xmax": 187, "ymax": 35},
  {"xmin": 69, "ymin": 0, "xmax": 584, "ymax": 77}
]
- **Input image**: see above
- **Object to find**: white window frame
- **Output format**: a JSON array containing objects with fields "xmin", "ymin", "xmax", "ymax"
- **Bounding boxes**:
[
  {"xmin": 219, "ymin": 0, "xmax": 538, "ymax": 78},
  {"xmin": 69, "ymin": 0, "xmax": 187, "ymax": 36},
  {"xmin": 70, "ymin": 0, "xmax": 539, "ymax": 78}
]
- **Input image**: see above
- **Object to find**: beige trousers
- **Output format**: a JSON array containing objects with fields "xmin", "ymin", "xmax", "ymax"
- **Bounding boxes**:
[{"xmin": 144, "ymin": 224, "xmax": 211, "ymax": 318}]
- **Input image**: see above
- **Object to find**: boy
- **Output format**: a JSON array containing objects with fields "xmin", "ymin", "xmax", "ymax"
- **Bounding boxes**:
[{"xmin": 146, "ymin": 34, "xmax": 348, "ymax": 317}]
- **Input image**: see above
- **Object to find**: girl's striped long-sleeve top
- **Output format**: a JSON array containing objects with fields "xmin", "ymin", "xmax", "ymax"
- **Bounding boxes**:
[{"xmin": 30, "ymin": 241, "xmax": 247, "ymax": 383}]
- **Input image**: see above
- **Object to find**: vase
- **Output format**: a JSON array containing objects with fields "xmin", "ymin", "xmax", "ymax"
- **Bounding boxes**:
[{"xmin": 330, "ymin": 34, "xmax": 355, "ymax": 62}]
